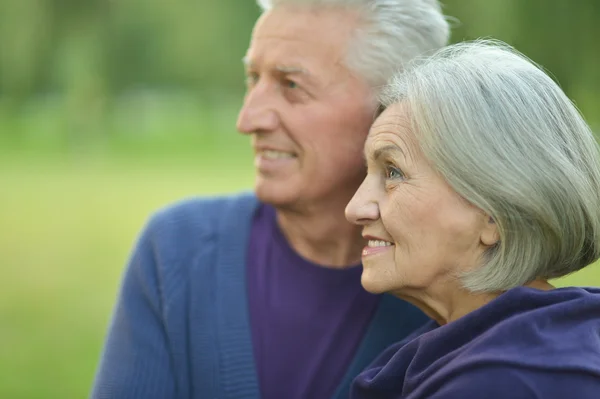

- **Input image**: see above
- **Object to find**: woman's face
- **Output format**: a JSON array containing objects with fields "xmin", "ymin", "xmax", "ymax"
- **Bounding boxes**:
[{"xmin": 345, "ymin": 103, "xmax": 498, "ymax": 294}]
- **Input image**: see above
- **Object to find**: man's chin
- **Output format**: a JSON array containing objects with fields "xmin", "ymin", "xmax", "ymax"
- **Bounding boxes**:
[{"xmin": 254, "ymin": 181, "xmax": 299, "ymax": 208}]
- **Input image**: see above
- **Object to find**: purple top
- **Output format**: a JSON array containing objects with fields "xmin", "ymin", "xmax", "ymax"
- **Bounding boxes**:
[
  {"xmin": 352, "ymin": 286, "xmax": 600, "ymax": 398},
  {"xmin": 247, "ymin": 203, "xmax": 381, "ymax": 399}
]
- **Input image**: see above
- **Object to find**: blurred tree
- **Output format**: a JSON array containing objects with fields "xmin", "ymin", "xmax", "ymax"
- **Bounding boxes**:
[
  {"xmin": 0, "ymin": 0, "xmax": 55, "ymax": 107},
  {"xmin": 0, "ymin": 0, "xmax": 598, "ymax": 135}
]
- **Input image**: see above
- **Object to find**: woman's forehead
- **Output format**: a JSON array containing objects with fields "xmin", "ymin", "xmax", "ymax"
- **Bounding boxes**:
[{"xmin": 369, "ymin": 104, "xmax": 413, "ymax": 141}]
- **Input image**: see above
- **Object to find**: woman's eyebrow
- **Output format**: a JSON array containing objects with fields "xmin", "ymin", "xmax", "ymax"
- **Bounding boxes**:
[{"xmin": 366, "ymin": 144, "xmax": 405, "ymax": 163}]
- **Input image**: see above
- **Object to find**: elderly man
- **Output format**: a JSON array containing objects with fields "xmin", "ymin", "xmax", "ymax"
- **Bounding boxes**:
[{"xmin": 90, "ymin": 1, "xmax": 449, "ymax": 398}]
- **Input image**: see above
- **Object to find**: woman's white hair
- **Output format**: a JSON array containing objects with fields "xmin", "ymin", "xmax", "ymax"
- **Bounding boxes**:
[
  {"xmin": 381, "ymin": 39, "xmax": 600, "ymax": 292},
  {"xmin": 256, "ymin": 0, "xmax": 450, "ymax": 89}
]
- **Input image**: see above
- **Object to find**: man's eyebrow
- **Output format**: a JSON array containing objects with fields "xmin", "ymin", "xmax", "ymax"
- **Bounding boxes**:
[
  {"xmin": 274, "ymin": 65, "xmax": 309, "ymax": 75},
  {"xmin": 241, "ymin": 57, "xmax": 309, "ymax": 76}
]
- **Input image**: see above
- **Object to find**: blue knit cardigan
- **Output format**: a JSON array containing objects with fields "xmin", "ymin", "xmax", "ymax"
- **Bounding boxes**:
[{"xmin": 90, "ymin": 193, "xmax": 428, "ymax": 399}]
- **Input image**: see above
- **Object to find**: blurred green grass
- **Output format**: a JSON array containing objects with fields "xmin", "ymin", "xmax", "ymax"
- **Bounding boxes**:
[
  {"xmin": 1, "ymin": 130, "xmax": 599, "ymax": 399},
  {"xmin": 0, "ymin": 153, "xmax": 255, "ymax": 398}
]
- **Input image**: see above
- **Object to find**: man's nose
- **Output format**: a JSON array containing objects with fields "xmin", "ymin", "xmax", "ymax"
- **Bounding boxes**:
[{"xmin": 236, "ymin": 83, "xmax": 279, "ymax": 134}]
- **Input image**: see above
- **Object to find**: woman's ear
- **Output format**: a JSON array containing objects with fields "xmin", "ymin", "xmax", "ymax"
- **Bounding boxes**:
[{"xmin": 481, "ymin": 216, "xmax": 500, "ymax": 247}]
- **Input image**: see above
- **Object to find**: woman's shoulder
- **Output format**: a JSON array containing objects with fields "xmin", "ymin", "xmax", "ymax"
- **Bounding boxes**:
[
  {"xmin": 413, "ymin": 363, "xmax": 600, "ymax": 399},
  {"xmin": 447, "ymin": 286, "xmax": 600, "ymax": 374},
  {"xmin": 398, "ymin": 287, "xmax": 600, "ymax": 397},
  {"xmin": 481, "ymin": 286, "xmax": 600, "ymax": 340}
]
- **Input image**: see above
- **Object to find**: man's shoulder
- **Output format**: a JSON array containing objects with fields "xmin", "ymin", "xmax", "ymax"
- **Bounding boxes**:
[
  {"xmin": 129, "ymin": 192, "xmax": 259, "ymax": 296},
  {"xmin": 135, "ymin": 192, "xmax": 259, "ymax": 264},
  {"xmin": 146, "ymin": 192, "xmax": 258, "ymax": 237},
  {"xmin": 152, "ymin": 191, "xmax": 258, "ymax": 222}
]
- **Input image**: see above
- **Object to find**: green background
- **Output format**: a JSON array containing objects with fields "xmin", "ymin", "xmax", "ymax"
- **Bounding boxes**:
[{"xmin": 1, "ymin": 0, "xmax": 599, "ymax": 397}]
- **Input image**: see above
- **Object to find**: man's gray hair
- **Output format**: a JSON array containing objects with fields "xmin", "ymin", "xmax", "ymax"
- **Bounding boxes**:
[
  {"xmin": 256, "ymin": 0, "xmax": 450, "ymax": 89},
  {"xmin": 381, "ymin": 40, "xmax": 600, "ymax": 292}
]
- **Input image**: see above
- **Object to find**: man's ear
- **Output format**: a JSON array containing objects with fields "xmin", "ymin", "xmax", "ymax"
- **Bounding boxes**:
[{"xmin": 481, "ymin": 216, "xmax": 500, "ymax": 247}]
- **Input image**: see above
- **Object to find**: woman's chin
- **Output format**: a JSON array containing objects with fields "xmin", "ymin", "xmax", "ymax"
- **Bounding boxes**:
[{"xmin": 360, "ymin": 272, "xmax": 389, "ymax": 295}]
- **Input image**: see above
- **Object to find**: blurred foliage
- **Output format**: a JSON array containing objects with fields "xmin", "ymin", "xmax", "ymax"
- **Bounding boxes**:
[
  {"xmin": 448, "ymin": 0, "xmax": 600, "ymax": 126},
  {"xmin": 0, "ymin": 0, "xmax": 258, "ymax": 100},
  {"xmin": 0, "ymin": 0, "xmax": 598, "ymax": 149}
]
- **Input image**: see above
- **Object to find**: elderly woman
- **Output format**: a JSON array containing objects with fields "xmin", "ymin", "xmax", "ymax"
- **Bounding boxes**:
[{"xmin": 345, "ymin": 40, "xmax": 600, "ymax": 399}]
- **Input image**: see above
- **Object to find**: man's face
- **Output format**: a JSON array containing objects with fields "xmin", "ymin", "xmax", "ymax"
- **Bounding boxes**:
[{"xmin": 237, "ymin": 5, "xmax": 377, "ymax": 210}]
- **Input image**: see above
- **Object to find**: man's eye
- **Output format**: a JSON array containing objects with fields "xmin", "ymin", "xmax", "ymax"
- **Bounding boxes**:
[
  {"xmin": 246, "ymin": 73, "xmax": 259, "ymax": 86},
  {"xmin": 284, "ymin": 79, "xmax": 298, "ymax": 89}
]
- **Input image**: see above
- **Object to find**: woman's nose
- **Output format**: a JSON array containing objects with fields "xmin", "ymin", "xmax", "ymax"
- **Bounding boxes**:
[{"xmin": 345, "ymin": 177, "xmax": 380, "ymax": 225}]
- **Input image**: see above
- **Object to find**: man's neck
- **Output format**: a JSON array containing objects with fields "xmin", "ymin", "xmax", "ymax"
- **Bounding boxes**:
[{"xmin": 275, "ymin": 201, "xmax": 365, "ymax": 268}]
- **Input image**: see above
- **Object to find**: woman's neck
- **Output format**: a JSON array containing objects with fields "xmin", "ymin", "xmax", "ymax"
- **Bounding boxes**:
[{"xmin": 394, "ymin": 279, "xmax": 555, "ymax": 326}]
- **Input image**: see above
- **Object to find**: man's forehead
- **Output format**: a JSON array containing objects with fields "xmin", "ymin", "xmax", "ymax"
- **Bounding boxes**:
[
  {"xmin": 243, "ymin": 39, "xmax": 348, "ymax": 85},
  {"xmin": 254, "ymin": 5, "xmax": 358, "ymax": 40},
  {"xmin": 246, "ymin": 34, "xmax": 345, "ymax": 66},
  {"xmin": 246, "ymin": 6, "xmax": 356, "ymax": 65}
]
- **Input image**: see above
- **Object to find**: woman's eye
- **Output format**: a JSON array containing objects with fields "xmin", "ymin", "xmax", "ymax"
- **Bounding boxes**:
[{"xmin": 386, "ymin": 165, "xmax": 405, "ymax": 180}]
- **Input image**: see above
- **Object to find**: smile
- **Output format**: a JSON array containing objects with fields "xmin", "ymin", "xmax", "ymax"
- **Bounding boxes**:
[
  {"xmin": 362, "ymin": 240, "xmax": 394, "ymax": 257},
  {"xmin": 368, "ymin": 240, "xmax": 393, "ymax": 247},
  {"xmin": 260, "ymin": 150, "xmax": 296, "ymax": 159}
]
